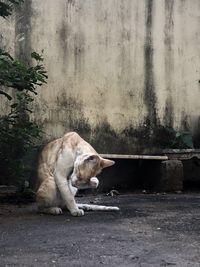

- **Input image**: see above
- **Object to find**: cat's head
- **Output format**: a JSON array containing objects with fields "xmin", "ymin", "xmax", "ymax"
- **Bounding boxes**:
[{"xmin": 70, "ymin": 154, "xmax": 115, "ymax": 188}]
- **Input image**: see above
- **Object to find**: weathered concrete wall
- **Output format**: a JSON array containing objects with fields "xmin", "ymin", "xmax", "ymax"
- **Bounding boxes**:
[{"xmin": 1, "ymin": 0, "xmax": 200, "ymax": 153}]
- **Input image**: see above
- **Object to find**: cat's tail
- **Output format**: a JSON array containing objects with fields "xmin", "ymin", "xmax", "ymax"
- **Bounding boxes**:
[{"xmin": 77, "ymin": 203, "xmax": 120, "ymax": 211}]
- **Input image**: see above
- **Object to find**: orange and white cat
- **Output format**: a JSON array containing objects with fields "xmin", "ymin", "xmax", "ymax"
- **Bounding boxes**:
[{"xmin": 36, "ymin": 132, "xmax": 119, "ymax": 216}]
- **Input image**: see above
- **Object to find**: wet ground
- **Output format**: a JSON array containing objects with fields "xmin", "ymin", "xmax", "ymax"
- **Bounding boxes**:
[{"xmin": 0, "ymin": 193, "xmax": 200, "ymax": 267}]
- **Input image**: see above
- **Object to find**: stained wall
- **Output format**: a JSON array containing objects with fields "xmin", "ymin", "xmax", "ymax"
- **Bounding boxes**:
[{"xmin": 1, "ymin": 0, "xmax": 200, "ymax": 153}]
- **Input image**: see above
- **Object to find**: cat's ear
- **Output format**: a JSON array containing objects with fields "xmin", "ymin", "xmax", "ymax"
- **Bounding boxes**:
[
  {"xmin": 100, "ymin": 158, "xmax": 115, "ymax": 169},
  {"xmin": 84, "ymin": 154, "xmax": 100, "ymax": 164}
]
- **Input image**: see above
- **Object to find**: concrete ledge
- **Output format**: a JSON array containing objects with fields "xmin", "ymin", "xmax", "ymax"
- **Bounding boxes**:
[
  {"xmin": 163, "ymin": 149, "xmax": 200, "ymax": 160},
  {"xmin": 100, "ymin": 154, "xmax": 168, "ymax": 160}
]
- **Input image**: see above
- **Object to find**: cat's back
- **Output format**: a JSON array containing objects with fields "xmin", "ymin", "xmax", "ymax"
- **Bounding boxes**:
[
  {"xmin": 62, "ymin": 131, "xmax": 82, "ymax": 149},
  {"xmin": 38, "ymin": 137, "xmax": 63, "ymax": 168},
  {"xmin": 38, "ymin": 132, "xmax": 82, "ymax": 166}
]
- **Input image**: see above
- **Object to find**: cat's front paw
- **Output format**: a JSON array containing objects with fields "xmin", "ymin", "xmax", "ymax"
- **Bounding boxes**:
[
  {"xmin": 71, "ymin": 209, "xmax": 84, "ymax": 217},
  {"xmin": 90, "ymin": 177, "xmax": 99, "ymax": 188}
]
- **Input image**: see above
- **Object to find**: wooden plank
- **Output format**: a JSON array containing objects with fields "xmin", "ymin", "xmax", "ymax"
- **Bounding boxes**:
[{"xmin": 100, "ymin": 154, "xmax": 168, "ymax": 160}]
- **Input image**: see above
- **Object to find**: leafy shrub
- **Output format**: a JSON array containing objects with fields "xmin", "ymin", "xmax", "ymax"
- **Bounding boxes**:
[
  {"xmin": 0, "ymin": 0, "xmax": 24, "ymax": 18},
  {"xmin": 0, "ymin": 53, "xmax": 47, "ymax": 188},
  {"xmin": 0, "ymin": 50, "xmax": 47, "ymax": 99},
  {"xmin": 0, "ymin": 1, "xmax": 48, "ymax": 189}
]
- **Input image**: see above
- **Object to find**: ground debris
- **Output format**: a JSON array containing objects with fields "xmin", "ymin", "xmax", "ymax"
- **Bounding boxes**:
[{"xmin": 106, "ymin": 189, "xmax": 120, "ymax": 196}]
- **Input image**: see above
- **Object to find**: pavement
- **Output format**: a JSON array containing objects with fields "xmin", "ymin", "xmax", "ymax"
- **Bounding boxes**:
[{"xmin": 0, "ymin": 193, "xmax": 200, "ymax": 267}]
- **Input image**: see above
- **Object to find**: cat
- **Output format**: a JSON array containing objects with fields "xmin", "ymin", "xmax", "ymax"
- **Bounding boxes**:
[{"xmin": 36, "ymin": 132, "xmax": 119, "ymax": 216}]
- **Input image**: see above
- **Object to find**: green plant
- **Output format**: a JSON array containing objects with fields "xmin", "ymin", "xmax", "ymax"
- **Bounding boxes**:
[
  {"xmin": 172, "ymin": 129, "xmax": 194, "ymax": 149},
  {"xmin": 0, "ymin": 0, "xmax": 48, "ymax": 189},
  {"xmin": 0, "ymin": 52, "xmax": 47, "ymax": 188},
  {"xmin": 0, "ymin": 91, "xmax": 43, "ymax": 187},
  {"xmin": 153, "ymin": 125, "xmax": 194, "ymax": 149},
  {"xmin": 0, "ymin": 0, "xmax": 24, "ymax": 18},
  {"xmin": 0, "ymin": 50, "xmax": 47, "ymax": 100}
]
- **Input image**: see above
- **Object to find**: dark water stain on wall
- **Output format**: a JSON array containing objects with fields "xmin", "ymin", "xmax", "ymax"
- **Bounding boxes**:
[
  {"xmin": 144, "ymin": 0, "xmax": 158, "ymax": 131},
  {"xmin": 117, "ymin": 0, "xmax": 132, "ymax": 90},
  {"xmin": 59, "ymin": 20, "xmax": 70, "ymax": 74},
  {"xmin": 179, "ymin": 0, "xmax": 190, "ymax": 131},
  {"xmin": 55, "ymin": 93, "xmax": 91, "ymax": 140},
  {"xmin": 90, "ymin": 121, "xmax": 132, "ymax": 154},
  {"xmin": 192, "ymin": 116, "xmax": 200, "ymax": 148},
  {"xmin": 133, "ymin": 1, "xmax": 139, "ymax": 72},
  {"xmin": 180, "ymin": 112, "xmax": 190, "ymax": 132},
  {"xmin": 66, "ymin": 0, "xmax": 76, "ymax": 23},
  {"xmin": 52, "ymin": 95, "xmax": 186, "ymax": 154},
  {"xmin": 72, "ymin": 1, "xmax": 85, "ymax": 79},
  {"xmin": 89, "ymin": 120, "xmax": 187, "ymax": 154},
  {"xmin": 59, "ymin": 0, "xmax": 76, "ymax": 74},
  {"xmin": 74, "ymin": 31, "xmax": 85, "ymax": 78},
  {"xmin": 41, "ymin": 92, "xmax": 196, "ymax": 155},
  {"xmin": 15, "ymin": 0, "xmax": 32, "ymax": 63},
  {"xmin": 163, "ymin": 0, "xmax": 174, "ymax": 127},
  {"xmin": 54, "ymin": 95, "xmax": 136, "ymax": 153}
]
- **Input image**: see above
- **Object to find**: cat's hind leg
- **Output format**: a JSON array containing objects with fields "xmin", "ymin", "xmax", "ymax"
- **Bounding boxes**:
[
  {"xmin": 36, "ymin": 177, "xmax": 63, "ymax": 215},
  {"xmin": 39, "ymin": 207, "xmax": 63, "ymax": 215}
]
